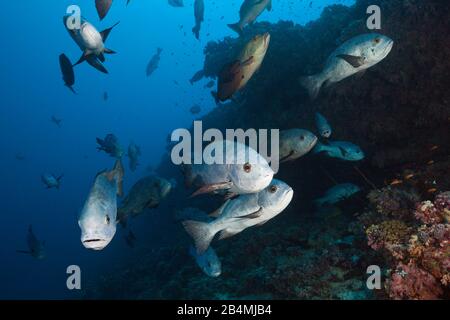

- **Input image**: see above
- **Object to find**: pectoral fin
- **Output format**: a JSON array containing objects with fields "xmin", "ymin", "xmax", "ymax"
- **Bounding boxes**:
[
  {"xmin": 336, "ymin": 54, "xmax": 365, "ymax": 68},
  {"xmin": 339, "ymin": 146, "xmax": 348, "ymax": 157},
  {"xmin": 190, "ymin": 181, "xmax": 233, "ymax": 198},
  {"xmin": 241, "ymin": 56, "xmax": 255, "ymax": 67},
  {"xmin": 238, "ymin": 207, "xmax": 263, "ymax": 219}
]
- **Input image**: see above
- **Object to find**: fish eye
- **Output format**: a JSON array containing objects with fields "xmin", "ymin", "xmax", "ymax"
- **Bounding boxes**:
[
  {"xmin": 243, "ymin": 163, "xmax": 252, "ymax": 173},
  {"xmin": 374, "ymin": 38, "xmax": 381, "ymax": 44},
  {"xmin": 105, "ymin": 215, "xmax": 111, "ymax": 225},
  {"xmin": 269, "ymin": 185, "xmax": 278, "ymax": 193},
  {"xmin": 300, "ymin": 135, "xmax": 305, "ymax": 141}
]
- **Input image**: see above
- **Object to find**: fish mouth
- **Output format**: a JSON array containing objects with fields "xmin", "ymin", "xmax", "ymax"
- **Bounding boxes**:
[
  {"xmin": 82, "ymin": 238, "xmax": 110, "ymax": 250},
  {"xmin": 382, "ymin": 39, "xmax": 394, "ymax": 56}
]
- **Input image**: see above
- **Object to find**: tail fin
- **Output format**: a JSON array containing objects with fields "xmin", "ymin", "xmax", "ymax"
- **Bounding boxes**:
[
  {"xmin": 299, "ymin": 74, "xmax": 325, "ymax": 100},
  {"xmin": 227, "ymin": 23, "xmax": 243, "ymax": 37},
  {"xmin": 104, "ymin": 48, "xmax": 116, "ymax": 54},
  {"xmin": 182, "ymin": 220, "xmax": 215, "ymax": 254},
  {"xmin": 192, "ymin": 26, "xmax": 200, "ymax": 40},
  {"xmin": 66, "ymin": 85, "xmax": 77, "ymax": 94}
]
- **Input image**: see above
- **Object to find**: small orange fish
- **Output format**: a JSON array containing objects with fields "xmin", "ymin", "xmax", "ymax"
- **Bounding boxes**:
[
  {"xmin": 404, "ymin": 173, "xmax": 415, "ymax": 180},
  {"xmin": 427, "ymin": 188, "xmax": 437, "ymax": 193},
  {"xmin": 390, "ymin": 179, "xmax": 403, "ymax": 186},
  {"xmin": 427, "ymin": 160, "xmax": 434, "ymax": 165},
  {"xmin": 429, "ymin": 145, "xmax": 439, "ymax": 151}
]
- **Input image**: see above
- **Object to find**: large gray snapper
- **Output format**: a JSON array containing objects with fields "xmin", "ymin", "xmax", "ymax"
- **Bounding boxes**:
[
  {"xmin": 183, "ymin": 140, "xmax": 274, "ymax": 198},
  {"xmin": 300, "ymin": 33, "xmax": 394, "ymax": 99},
  {"xmin": 183, "ymin": 179, "xmax": 293, "ymax": 254},
  {"xmin": 78, "ymin": 160, "xmax": 124, "ymax": 250}
]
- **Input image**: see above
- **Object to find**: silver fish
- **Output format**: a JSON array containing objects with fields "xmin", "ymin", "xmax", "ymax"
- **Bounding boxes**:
[
  {"xmin": 63, "ymin": 16, "xmax": 119, "ymax": 74},
  {"xmin": 300, "ymin": 33, "xmax": 394, "ymax": 99},
  {"xmin": 279, "ymin": 129, "xmax": 318, "ymax": 162},
  {"xmin": 78, "ymin": 160, "xmax": 124, "ymax": 250},
  {"xmin": 183, "ymin": 179, "xmax": 293, "ymax": 254},
  {"xmin": 183, "ymin": 140, "xmax": 274, "ymax": 197}
]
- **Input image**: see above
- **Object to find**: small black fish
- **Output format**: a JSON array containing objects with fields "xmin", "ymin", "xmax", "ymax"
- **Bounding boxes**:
[{"xmin": 59, "ymin": 54, "xmax": 76, "ymax": 94}]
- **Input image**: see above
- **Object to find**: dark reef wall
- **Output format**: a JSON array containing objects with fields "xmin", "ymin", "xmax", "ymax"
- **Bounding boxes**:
[{"xmin": 198, "ymin": 0, "xmax": 450, "ymax": 169}]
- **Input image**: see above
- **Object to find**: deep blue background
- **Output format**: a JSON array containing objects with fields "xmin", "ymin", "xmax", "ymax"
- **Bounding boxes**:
[{"xmin": 0, "ymin": 0, "xmax": 354, "ymax": 299}]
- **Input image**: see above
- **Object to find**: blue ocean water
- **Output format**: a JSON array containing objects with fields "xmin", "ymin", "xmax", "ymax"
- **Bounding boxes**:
[{"xmin": 0, "ymin": 0, "xmax": 356, "ymax": 299}]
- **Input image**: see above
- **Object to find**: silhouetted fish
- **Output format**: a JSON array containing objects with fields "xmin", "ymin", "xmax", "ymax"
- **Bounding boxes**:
[
  {"xmin": 17, "ymin": 225, "xmax": 46, "ymax": 260},
  {"xmin": 168, "ymin": 0, "xmax": 184, "ymax": 8},
  {"xmin": 146, "ymin": 48, "xmax": 163, "ymax": 77},
  {"xmin": 192, "ymin": 0, "xmax": 205, "ymax": 40},
  {"xmin": 96, "ymin": 0, "xmax": 113, "ymax": 20},
  {"xmin": 59, "ymin": 54, "xmax": 76, "ymax": 94}
]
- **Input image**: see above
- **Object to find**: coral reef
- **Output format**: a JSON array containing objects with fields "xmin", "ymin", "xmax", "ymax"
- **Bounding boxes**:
[{"xmin": 362, "ymin": 189, "xmax": 449, "ymax": 299}]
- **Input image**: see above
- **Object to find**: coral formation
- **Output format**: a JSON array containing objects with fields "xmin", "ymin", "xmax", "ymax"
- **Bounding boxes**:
[{"xmin": 362, "ymin": 189, "xmax": 449, "ymax": 299}]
